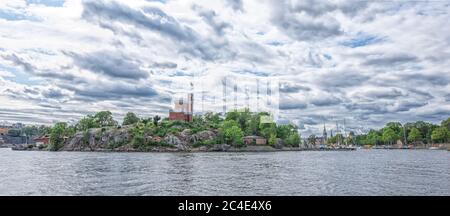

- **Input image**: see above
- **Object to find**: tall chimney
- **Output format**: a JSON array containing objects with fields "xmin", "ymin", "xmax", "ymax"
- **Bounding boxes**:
[{"xmin": 188, "ymin": 93, "xmax": 193, "ymax": 114}]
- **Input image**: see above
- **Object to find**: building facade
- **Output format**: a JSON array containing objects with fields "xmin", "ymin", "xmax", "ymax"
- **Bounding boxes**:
[{"xmin": 169, "ymin": 93, "xmax": 193, "ymax": 122}]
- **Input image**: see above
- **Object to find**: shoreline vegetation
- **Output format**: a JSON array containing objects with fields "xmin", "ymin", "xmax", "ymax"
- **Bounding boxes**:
[{"xmin": 6, "ymin": 109, "xmax": 450, "ymax": 152}]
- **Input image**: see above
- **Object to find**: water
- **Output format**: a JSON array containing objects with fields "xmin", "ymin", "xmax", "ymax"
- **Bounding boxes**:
[{"xmin": 0, "ymin": 148, "xmax": 448, "ymax": 196}]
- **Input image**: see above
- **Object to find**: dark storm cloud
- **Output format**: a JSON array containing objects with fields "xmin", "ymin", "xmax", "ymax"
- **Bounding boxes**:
[
  {"xmin": 270, "ymin": 0, "xmax": 369, "ymax": 41},
  {"xmin": 225, "ymin": 0, "xmax": 244, "ymax": 11},
  {"xmin": 395, "ymin": 100, "xmax": 428, "ymax": 112},
  {"xmin": 2, "ymin": 86, "xmax": 70, "ymax": 105},
  {"xmin": 318, "ymin": 70, "xmax": 369, "ymax": 88},
  {"xmin": 23, "ymin": 87, "xmax": 39, "ymax": 95},
  {"xmin": 345, "ymin": 100, "xmax": 427, "ymax": 114},
  {"xmin": 279, "ymin": 82, "xmax": 311, "ymax": 93},
  {"xmin": 279, "ymin": 98, "xmax": 308, "ymax": 110},
  {"xmin": 296, "ymin": 116, "xmax": 325, "ymax": 126},
  {"xmin": 97, "ymin": 21, "xmax": 144, "ymax": 43},
  {"xmin": 272, "ymin": 13, "xmax": 341, "ymax": 41},
  {"xmin": 344, "ymin": 102, "xmax": 389, "ymax": 115},
  {"xmin": 445, "ymin": 94, "xmax": 450, "ymax": 102},
  {"xmin": 362, "ymin": 88, "xmax": 404, "ymax": 99},
  {"xmin": 152, "ymin": 62, "xmax": 177, "ymax": 69},
  {"xmin": 418, "ymin": 108, "xmax": 450, "ymax": 120},
  {"xmin": 279, "ymin": 0, "xmax": 368, "ymax": 17},
  {"xmin": 38, "ymin": 103, "xmax": 62, "ymax": 110},
  {"xmin": 82, "ymin": 0, "xmax": 235, "ymax": 61},
  {"xmin": 64, "ymin": 51, "xmax": 148, "ymax": 80},
  {"xmin": 409, "ymin": 89, "xmax": 434, "ymax": 101},
  {"xmin": 37, "ymin": 71, "xmax": 77, "ymax": 81},
  {"xmin": 401, "ymin": 73, "xmax": 449, "ymax": 86},
  {"xmin": 1, "ymin": 52, "xmax": 77, "ymax": 81},
  {"xmin": 82, "ymin": 1, "xmax": 197, "ymax": 42},
  {"xmin": 192, "ymin": 5, "xmax": 231, "ymax": 36},
  {"xmin": 363, "ymin": 53, "xmax": 418, "ymax": 66},
  {"xmin": 3, "ymin": 89, "xmax": 30, "ymax": 100},
  {"xmin": 42, "ymin": 88, "xmax": 66, "ymax": 99},
  {"xmin": 310, "ymin": 96, "xmax": 341, "ymax": 107},
  {"xmin": 62, "ymin": 82, "xmax": 159, "ymax": 102},
  {"xmin": 1, "ymin": 53, "xmax": 35, "ymax": 72}
]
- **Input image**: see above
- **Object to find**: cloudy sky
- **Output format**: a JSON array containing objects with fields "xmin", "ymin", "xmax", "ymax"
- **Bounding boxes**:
[{"xmin": 0, "ymin": 0, "xmax": 449, "ymax": 136}]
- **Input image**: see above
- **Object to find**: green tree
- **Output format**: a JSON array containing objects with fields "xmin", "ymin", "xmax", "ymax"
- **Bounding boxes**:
[
  {"xmin": 38, "ymin": 125, "xmax": 51, "ymax": 136},
  {"xmin": 153, "ymin": 115, "xmax": 161, "ymax": 126},
  {"xmin": 132, "ymin": 134, "xmax": 145, "ymax": 149},
  {"xmin": 382, "ymin": 127, "xmax": 399, "ymax": 145},
  {"xmin": 225, "ymin": 109, "xmax": 251, "ymax": 133},
  {"xmin": 7, "ymin": 129, "xmax": 21, "ymax": 137},
  {"xmin": 276, "ymin": 125, "xmax": 292, "ymax": 140},
  {"xmin": 219, "ymin": 120, "xmax": 244, "ymax": 146},
  {"xmin": 354, "ymin": 134, "xmax": 367, "ymax": 145},
  {"xmin": 247, "ymin": 113, "xmax": 261, "ymax": 135},
  {"xmin": 22, "ymin": 126, "xmax": 37, "ymax": 137},
  {"xmin": 22, "ymin": 126, "xmax": 38, "ymax": 143},
  {"xmin": 268, "ymin": 134, "xmax": 277, "ymax": 146},
  {"xmin": 204, "ymin": 112, "xmax": 222, "ymax": 128},
  {"xmin": 408, "ymin": 127, "xmax": 422, "ymax": 144},
  {"xmin": 224, "ymin": 125, "xmax": 244, "ymax": 146},
  {"xmin": 123, "ymin": 112, "xmax": 140, "ymax": 125},
  {"xmin": 49, "ymin": 122, "xmax": 67, "ymax": 151},
  {"xmin": 411, "ymin": 121, "xmax": 436, "ymax": 144},
  {"xmin": 225, "ymin": 110, "xmax": 239, "ymax": 122},
  {"xmin": 76, "ymin": 115, "xmax": 98, "ymax": 131},
  {"xmin": 386, "ymin": 122, "xmax": 402, "ymax": 134},
  {"xmin": 441, "ymin": 117, "xmax": 450, "ymax": 130},
  {"xmin": 431, "ymin": 127, "xmax": 449, "ymax": 143},
  {"xmin": 259, "ymin": 122, "xmax": 277, "ymax": 139},
  {"xmin": 285, "ymin": 133, "xmax": 300, "ymax": 147},
  {"xmin": 94, "ymin": 111, "xmax": 117, "ymax": 127}
]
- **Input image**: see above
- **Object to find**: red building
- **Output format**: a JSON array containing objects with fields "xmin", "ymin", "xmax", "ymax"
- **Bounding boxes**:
[
  {"xmin": 169, "ymin": 112, "xmax": 193, "ymax": 122},
  {"xmin": 168, "ymin": 93, "xmax": 193, "ymax": 122},
  {"xmin": 34, "ymin": 135, "xmax": 49, "ymax": 146}
]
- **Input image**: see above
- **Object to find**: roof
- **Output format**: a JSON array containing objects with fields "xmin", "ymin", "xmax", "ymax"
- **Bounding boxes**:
[{"xmin": 33, "ymin": 135, "xmax": 49, "ymax": 140}]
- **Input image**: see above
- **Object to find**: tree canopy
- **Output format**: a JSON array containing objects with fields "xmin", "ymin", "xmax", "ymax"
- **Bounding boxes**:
[{"xmin": 123, "ymin": 112, "xmax": 140, "ymax": 125}]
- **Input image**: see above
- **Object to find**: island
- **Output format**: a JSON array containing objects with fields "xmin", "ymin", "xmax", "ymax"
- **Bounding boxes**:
[{"xmin": 4, "ymin": 110, "xmax": 450, "ymax": 152}]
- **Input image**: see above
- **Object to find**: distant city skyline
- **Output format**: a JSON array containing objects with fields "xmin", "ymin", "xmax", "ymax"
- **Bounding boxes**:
[{"xmin": 0, "ymin": 0, "xmax": 449, "ymax": 136}]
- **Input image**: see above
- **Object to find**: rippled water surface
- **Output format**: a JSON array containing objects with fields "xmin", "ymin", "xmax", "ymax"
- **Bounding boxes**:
[{"xmin": 0, "ymin": 148, "xmax": 448, "ymax": 195}]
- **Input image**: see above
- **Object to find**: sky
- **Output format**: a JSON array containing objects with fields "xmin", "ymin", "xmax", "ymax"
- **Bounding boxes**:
[{"xmin": 0, "ymin": 0, "xmax": 449, "ymax": 136}]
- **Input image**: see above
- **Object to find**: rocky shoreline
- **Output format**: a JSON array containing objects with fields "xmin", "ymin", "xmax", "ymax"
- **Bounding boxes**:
[
  {"xmin": 11, "ymin": 145, "xmax": 357, "ymax": 152},
  {"xmin": 7, "ymin": 123, "xmax": 358, "ymax": 152}
]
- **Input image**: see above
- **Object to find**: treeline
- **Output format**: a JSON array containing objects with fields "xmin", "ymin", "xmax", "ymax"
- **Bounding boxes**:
[
  {"xmin": 46, "ymin": 109, "xmax": 301, "ymax": 151},
  {"xmin": 351, "ymin": 118, "xmax": 450, "ymax": 146},
  {"xmin": 220, "ymin": 109, "xmax": 300, "ymax": 147},
  {"xmin": 2, "ymin": 125, "xmax": 51, "ymax": 138}
]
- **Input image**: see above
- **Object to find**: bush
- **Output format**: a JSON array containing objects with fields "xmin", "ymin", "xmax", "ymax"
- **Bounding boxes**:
[
  {"xmin": 190, "ymin": 126, "xmax": 207, "ymax": 134},
  {"xmin": 153, "ymin": 127, "xmax": 167, "ymax": 137},
  {"xmin": 107, "ymin": 140, "xmax": 126, "ymax": 149},
  {"xmin": 192, "ymin": 139, "xmax": 217, "ymax": 148},
  {"xmin": 268, "ymin": 134, "xmax": 276, "ymax": 146},
  {"xmin": 167, "ymin": 127, "xmax": 181, "ymax": 134},
  {"xmin": 285, "ymin": 133, "xmax": 300, "ymax": 147},
  {"xmin": 82, "ymin": 130, "xmax": 90, "ymax": 146},
  {"xmin": 132, "ymin": 134, "xmax": 145, "ymax": 149}
]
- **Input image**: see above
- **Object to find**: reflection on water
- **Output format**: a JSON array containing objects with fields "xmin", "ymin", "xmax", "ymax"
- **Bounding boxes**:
[{"xmin": 0, "ymin": 148, "xmax": 449, "ymax": 195}]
